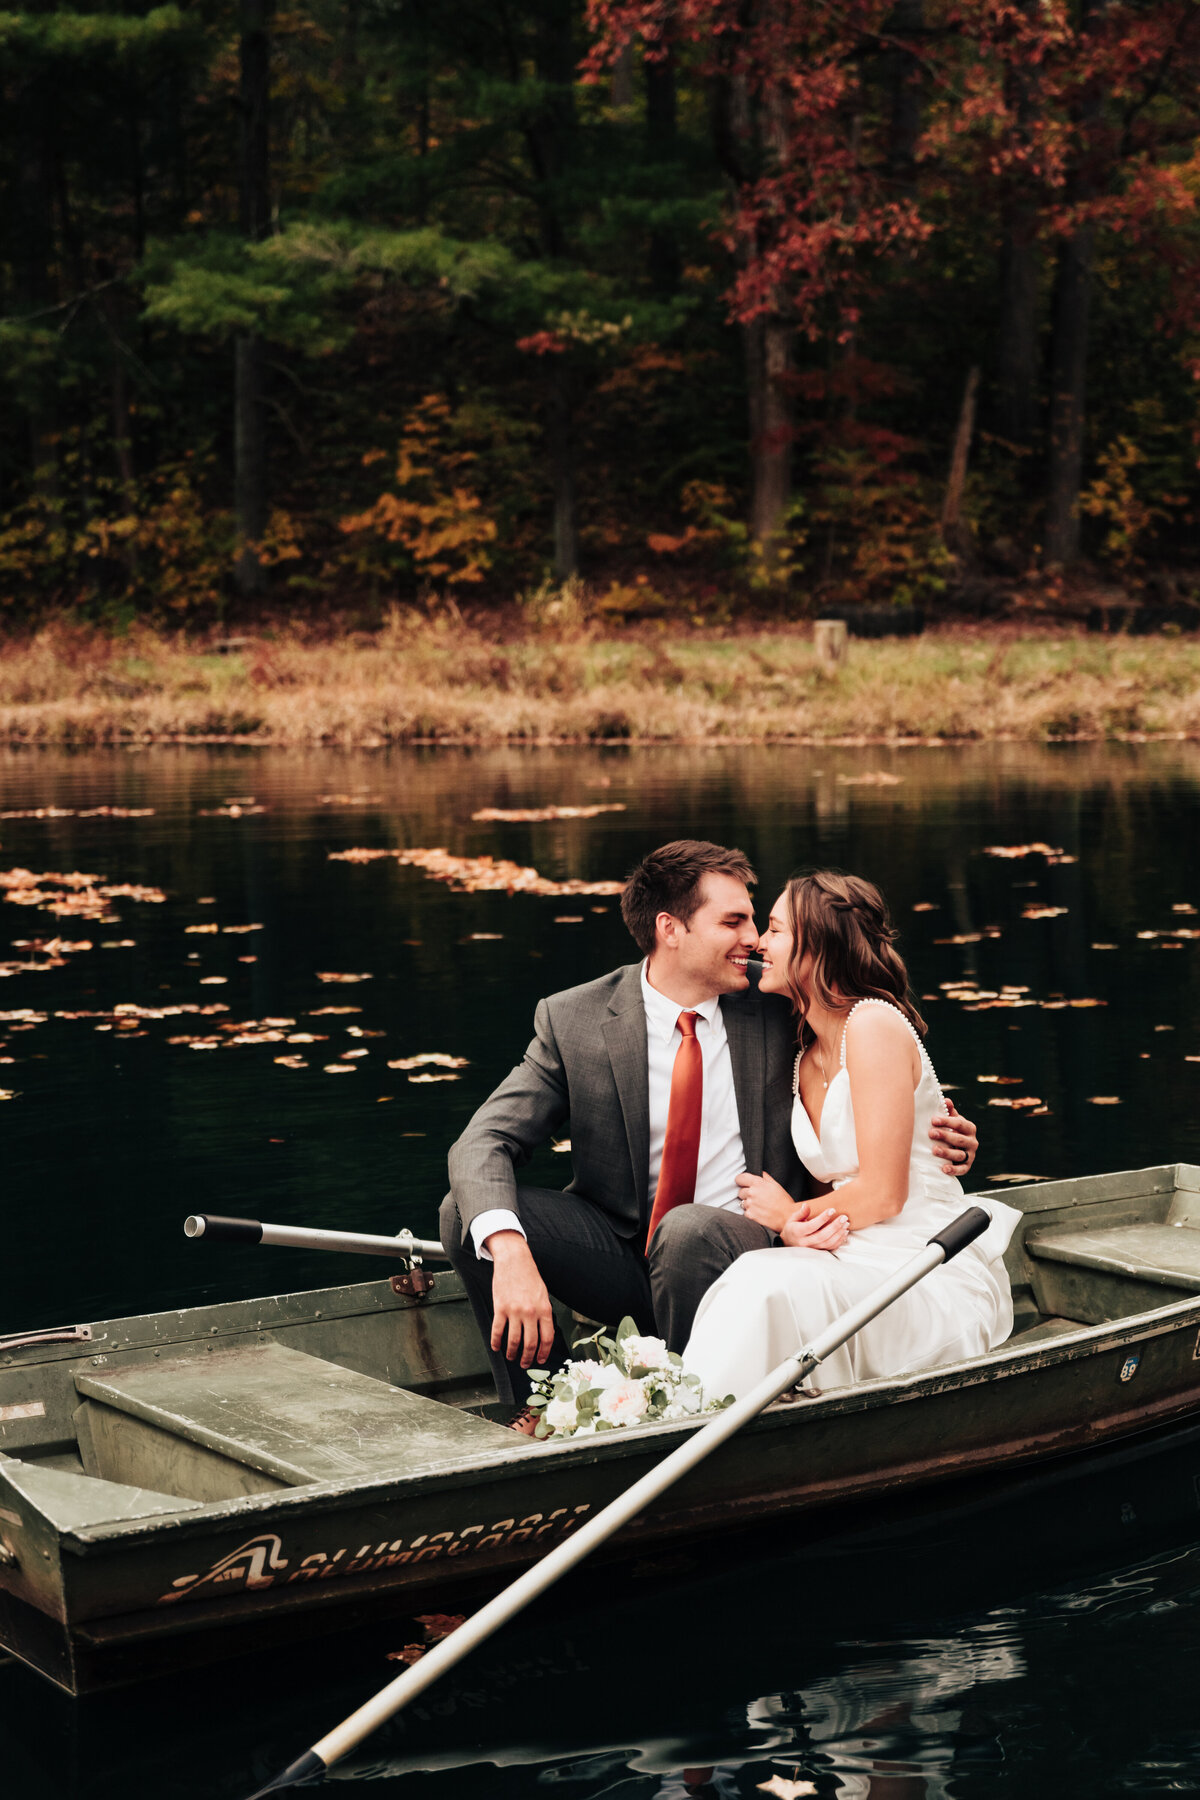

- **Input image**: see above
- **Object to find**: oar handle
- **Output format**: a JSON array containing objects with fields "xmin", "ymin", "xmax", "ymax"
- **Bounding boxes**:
[
  {"xmin": 184, "ymin": 1216, "xmax": 448, "ymax": 1260},
  {"xmin": 927, "ymin": 1205, "xmax": 991, "ymax": 1261}
]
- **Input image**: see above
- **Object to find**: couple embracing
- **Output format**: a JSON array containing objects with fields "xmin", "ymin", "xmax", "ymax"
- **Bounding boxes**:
[{"xmin": 440, "ymin": 840, "xmax": 1017, "ymax": 1428}]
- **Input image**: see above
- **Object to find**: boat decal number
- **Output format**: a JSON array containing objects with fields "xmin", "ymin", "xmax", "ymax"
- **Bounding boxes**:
[
  {"xmin": 1119, "ymin": 1354, "xmax": 1141, "ymax": 1383},
  {"xmin": 157, "ymin": 1506, "xmax": 592, "ymax": 1607},
  {"xmin": 0, "ymin": 1401, "xmax": 45, "ymax": 1423}
]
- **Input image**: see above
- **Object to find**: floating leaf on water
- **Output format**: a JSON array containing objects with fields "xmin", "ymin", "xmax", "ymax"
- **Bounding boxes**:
[
  {"xmin": 101, "ymin": 940, "xmax": 136, "ymax": 948},
  {"xmin": 323, "ymin": 1063, "xmax": 357, "ymax": 1074},
  {"xmin": 1154, "ymin": 1024, "xmax": 1175, "ymax": 1032},
  {"xmin": 287, "ymin": 1033, "xmax": 325, "ymax": 1045},
  {"xmin": 470, "ymin": 804, "xmax": 627, "ymax": 822},
  {"xmin": 316, "ymin": 972, "xmax": 373, "ymax": 983},
  {"xmin": 186, "ymin": 924, "xmax": 219, "ymax": 935},
  {"xmin": 836, "ymin": 771, "xmax": 903, "ymax": 787},
  {"xmin": 982, "ymin": 843, "xmax": 1063, "ymax": 859},
  {"xmin": 977, "ymin": 1075, "xmax": 1024, "ymax": 1084},
  {"xmin": 1092, "ymin": 942, "xmax": 1118, "ymax": 950},
  {"xmin": 0, "ymin": 1089, "xmax": 18, "ymax": 1101},
  {"xmin": 319, "ymin": 793, "xmax": 383, "ymax": 806},
  {"xmin": 198, "ymin": 976, "xmax": 227, "ymax": 986},
  {"xmin": 552, "ymin": 1138, "xmax": 572, "ymax": 1153},
  {"xmin": 1185, "ymin": 1056, "xmax": 1200, "ymax": 1064},
  {"xmin": 987, "ymin": 1096, "xmax": 1043, "ymax": 1109},
  {"xmin": 1087, "ymin": 1096, "xmax": 1122, "ymax": 1105},
  {"xmin": 554, "ymin": 915, "xmax": 584, "ymax": 924},
  {"xmin": 310, "ymin": 1005, "xmax": 362, "ymax": 1015},
  {"xmin": 274, "ymin": 1055, "xmax": 308, "ymax": 1069},
  {"xmin": 756, "ymin": 1777, "xmax": 817, "ymax": 1799},
  {"xmin": 987, "ymin": 1173, "xmax": 1045, "ymax": 1182},
  {"xmin": 386, "ymin": 1645, "xmax": 426, "ymax": 1666},
  {"xmin": 466, "ymin": 932, "xmax": 504, "ymax": 941},
  {"xmin": 343, "ymin": 1049, "xmax": 369, "ymax": 1059},
  {"xmin": 1022, "ymin": 905, "xmax": 1068, "ymax": 920},
  {"xmin": 199, "ymin": 801, "xmax": 267, "ymax": 818},
  {"xmin": 933, "ymin": 933, "xmax": 982, "ymax": 946},
  {"xmin": 407, "ymin": 1071, "xmax": 460, "ymax": 1084},
  {"xmin": 387, "ymin": 1053, "xmax": 470, "ymax": 1071},
  {"xmin": 413, "ymin": 1612, "xmax": 467, "ymax": 1641},
  {"xmin": 329, "ymin": 846, "xmax": 623, "ymax": 899},
  {"xmin": 1173, "ymin": 903, "xmax": 1197, "ymax": 914},
  {"xmin": 223, "ymin": 923, "xmax": 263, "ymax": 934},
  {"xmin": 346, "ymin": 1027, "xmax": 385, "ymax": 1038},
  {"xmin": 912, "ymin": 902, "xmax": 939, "ymax": 912}
]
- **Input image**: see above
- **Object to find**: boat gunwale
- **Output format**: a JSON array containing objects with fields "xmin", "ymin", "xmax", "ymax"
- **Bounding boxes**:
[{"xmin": 52, "ymin": 1282, "xmax": 1200, "ymax": 1553}]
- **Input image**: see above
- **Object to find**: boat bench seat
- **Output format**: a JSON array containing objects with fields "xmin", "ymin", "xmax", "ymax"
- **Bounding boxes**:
[
  {"xmin": 1026, "ymin": 1221, "xmax": 1200, "ymax": 1324},
  {"xmin": 73, "ymin": 1342, "xmax": 521, "ymax": 1502}
]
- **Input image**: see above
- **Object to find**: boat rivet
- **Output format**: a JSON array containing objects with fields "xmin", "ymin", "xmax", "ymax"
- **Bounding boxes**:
[
  {"xmin": 314, "ymin": 1312, "xmax": 322, "ymax": 1319},
  {"xmin": 209, "ymin": 1327, "xmax": 218, "ymax": 1335}
]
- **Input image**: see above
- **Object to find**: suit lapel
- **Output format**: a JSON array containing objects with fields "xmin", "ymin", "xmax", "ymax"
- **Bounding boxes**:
[
  {"xmin": 722, "ymin": 994, "xmax": 764, "ymax": 1175},
  {"xmin": 603, "ymin": 965, "xmax": 649, "ymax": 1217}
]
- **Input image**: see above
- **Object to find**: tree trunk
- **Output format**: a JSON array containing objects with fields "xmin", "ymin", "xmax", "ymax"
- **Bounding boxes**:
[
  {"xmin": 646, "ymin": 49, "xmax": 681, "ymax": 293},
  {"xmin": 884, "ymin": 0, "xmax": 923, "ymax": 197},
  {"xmin": 744, "ymin": 315, "xmax": 794, "ymax": 557},
  {"xmin": 1043, "ymin": 223, "xmax": 1095, "ymax": 565},
  {"xmin": 996, "ymin": 223, "xmax": 1039, "ymax": 450},
  {"xmin": 234, "ymin": 0, "xmax": 272, "ymax": 598},
  {"xmin": 548, "ymin": 362, "xmax": 579, "ymax": 580},
  {"xmin": 942, "ymin": 365, "xmax": 980, "ymax": 556},
  {"xmin": 1043, "ymin": 0, "xmax": 1106, "ymax": 567}
]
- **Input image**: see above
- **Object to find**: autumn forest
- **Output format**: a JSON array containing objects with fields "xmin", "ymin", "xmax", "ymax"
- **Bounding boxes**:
[{"xmin": 4, "ymin": 0, "xmax": 1200, "ymax": 623}]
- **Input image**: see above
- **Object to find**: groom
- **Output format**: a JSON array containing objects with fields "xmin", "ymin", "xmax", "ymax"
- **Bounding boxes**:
[{"xmin": 440, "ymin": 840, "xmax": 977, "ymax": 1412}]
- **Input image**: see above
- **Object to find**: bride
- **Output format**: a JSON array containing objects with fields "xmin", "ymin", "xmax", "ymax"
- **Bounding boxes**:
[{"xmin": 683, "ymin": 871, "xmax": 1019, "ymax": 1399}]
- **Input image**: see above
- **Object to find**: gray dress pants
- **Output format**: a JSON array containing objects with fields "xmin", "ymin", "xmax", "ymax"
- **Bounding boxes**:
[{"xmin": 440, "ymin": 1187, "xmax": 772, "ymax": 1407}]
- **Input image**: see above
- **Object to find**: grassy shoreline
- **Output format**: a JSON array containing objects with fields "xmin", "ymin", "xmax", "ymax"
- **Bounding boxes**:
[{"xmin": 0, "ymin": 617, "xmax": 1197, "ymax": 746}]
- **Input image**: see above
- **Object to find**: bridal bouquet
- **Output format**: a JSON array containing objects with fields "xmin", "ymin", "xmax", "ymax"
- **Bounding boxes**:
[{"xmin": 525, "ymin": 1316, "xmax": 731, "ymax": 1439}]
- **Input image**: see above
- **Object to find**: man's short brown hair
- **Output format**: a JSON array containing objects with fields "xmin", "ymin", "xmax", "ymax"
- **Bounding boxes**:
[{"xmin": 620, "ymin": 840, "xmax": 757, "ymax": 956}]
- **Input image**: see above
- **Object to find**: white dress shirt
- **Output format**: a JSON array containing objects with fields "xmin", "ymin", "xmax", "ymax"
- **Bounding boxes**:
[{"xmin": 469, "ymin": 961, "xmax": 749, "ymax": 1258}]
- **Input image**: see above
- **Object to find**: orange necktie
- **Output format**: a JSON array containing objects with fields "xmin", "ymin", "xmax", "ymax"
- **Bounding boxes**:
[{"xmin": 646, "ymin": 1011, "xmax": 703, "ymax": 1248}]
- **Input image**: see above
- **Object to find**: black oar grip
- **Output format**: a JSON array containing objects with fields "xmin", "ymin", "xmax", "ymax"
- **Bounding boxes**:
[
  {"xmin": 184, "ymin": 1214, "xmax": 263, "ymax": 1244},
  {"xmin": 927, "ymin": 1205, "xmax": 991, "ymax": 1261}
]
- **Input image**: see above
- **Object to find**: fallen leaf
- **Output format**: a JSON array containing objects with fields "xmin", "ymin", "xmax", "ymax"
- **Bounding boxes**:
[
  {"xmin": 343, "ymin": 1049, "xmax": 369, "ymax": 1059},
  {"xmin": 836, "ymin": 771, "xmax": 903, "ymax": 786},
  {"xmin": 387, "ymin": 1053, "xmax": 469, "ymax": 1071},
  {"xmin": 1022, "ymin": 905, "xmax": 1068, "ymax": 920},
  {"xmin": 554, "ymin": 915, "xmax": 584, "ymax": 924},
  {"xmin": 1087, "ymin": 1096, "xmax": 1122, "ymax": 1105},
  {"xmin": 274, "ymin": 1055, "xmax": 308, "ymax": 1069},
  {"xmin": 222, "ymin": 923, "xmax": 263, "ymax": 934},
  {"xmin": 199, "ymin": 976, "xmax": 228, "ymax": 985},
  {"xmin": 323, "ymin": 1063, "xmax": 357, "ymax": 1074},
  {"xmin": 1154, "ymin": 1024, "xmax": 1175, "ymax": 1032},
  {"xmin": 987, "ymin": 1172, "xmax": 1045, "ymax": 1182},
  {"xmin": 756, "ymin": 1778, "xmax": 816, "ymax": 1799},
  {"xmin": 934, "ymin": 933, "xmax": 983, "ymax": 946},
  {"xmin": 287, "ymin": 1033, "xmax": 326, "ymax": 1044},
  {"xmin": 185, "ymin": 923, "xmax": 219, "ymax": 935},
  {"xmin": 987, "ymin": 1095, "xmax": 1043, "ymax": 1109},
  {"xmin": 1172, "ymin": 903, "xmax": 1197, "ymax": 914},
  {"xmin": 316, "ymin": 972, "xmax": 373, "ymax": 983},
  {"xmin": 1185, "ymin": 1056, "xmax": 1200, "ymax": 1063},
  {"xmin": 310, "ymin": 1006, "xmax": 362, "ymax": 1015},
  {"xmin": 467, "ymin": 932, "xmax": 504, "ymax": 940},
  {"xmin": 1092, "ymin": 942, "xmax": 1118, "ymax": 950},
  {"xmin": 982, "ymin": 843, "xmax": 1063, "ymax": 859},
  {"xmin": 329, "ymin": 846, "xmax": 623, "ymax": 899},
  {"xmin": 552, "ymin": 1138, "xmax": 572, "ymax": 1152},
  {"xmin": 470, "ymin": 805, "xmax": 626, "ymax": 822},
  {"xmin": 413, "ymin": 1613, "xmax": 466, "ymax": 1641},
  {"xmin": 0, "ymin": 1089, "xmax": 17, "ymax": 1100},
  {"xmin": 978, "ymin": 1075, "xmax": 1024, "ymax": 1084},
  {"xmin": 408, "ymin": 1071, "xmax": 460, "ymax": 1083},
  {"xmin": 385, "ymin": 1645, "xmax": 426, "ymax": 1666},
  {"xmin": 912, "ymin": 902, "xmax": 939, "ymax": 911}
]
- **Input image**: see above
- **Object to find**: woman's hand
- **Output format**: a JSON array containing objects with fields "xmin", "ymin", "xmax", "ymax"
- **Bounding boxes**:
[
  {"xmin": 781, "ymin": 1207, "xmax": 851, "ymax": 1250},
  {"xmin": 736, "ymin": 1170, "xmax": 800, "ymax": 1233}
]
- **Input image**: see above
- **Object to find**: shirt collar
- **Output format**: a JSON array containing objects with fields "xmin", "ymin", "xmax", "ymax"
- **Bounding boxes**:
[{"xmin": 640, "ymin": 961, "xmax": 722, "ymax": 1043}]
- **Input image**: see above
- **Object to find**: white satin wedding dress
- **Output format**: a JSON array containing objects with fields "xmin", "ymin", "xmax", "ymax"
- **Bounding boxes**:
[{"xmin": 684, "ymin": 999, "xmax": 1020, "ymax": 1398}]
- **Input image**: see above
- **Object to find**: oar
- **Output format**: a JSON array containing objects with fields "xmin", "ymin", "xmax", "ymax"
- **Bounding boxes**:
[
  {"xmin": 184, "ymin": 1214, "xmax": 448, "ymax": 1260},
  {"xmin": 241, "ymin": 1204, "xmax": 991, "ymax": 1799}
]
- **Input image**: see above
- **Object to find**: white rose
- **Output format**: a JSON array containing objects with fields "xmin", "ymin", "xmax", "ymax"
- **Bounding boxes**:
[
  {"xmin": 585, "ymin": 1362, "xmax": 628, "ymax": 1391},
  {"xmin": 621, "ymin": 1334, "xmax": 672, "ymax": 1371},
  {"xmin": 545, "ymin": 1396, "xmax": 578, "ymax": 1432},
  {"xmin": 598, "ymin": 1379, "xmax": 649, "ymax": 1428}
]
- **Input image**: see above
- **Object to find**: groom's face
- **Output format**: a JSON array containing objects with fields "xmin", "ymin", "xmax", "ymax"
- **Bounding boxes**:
[{"xmin": 670, "ymin": 873, "xmax": 759, "ymax": 996}]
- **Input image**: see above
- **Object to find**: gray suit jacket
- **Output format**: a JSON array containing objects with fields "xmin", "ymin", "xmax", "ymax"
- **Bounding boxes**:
[{"xmin": 447, "ymin": 962, "xmax": 808, "ymax": 1239}]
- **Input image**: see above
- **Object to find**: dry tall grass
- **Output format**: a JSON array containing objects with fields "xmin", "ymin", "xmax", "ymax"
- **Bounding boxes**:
[{"xmin": 0, "ymin": 617, "xmax": 1196, "ymax": 744}]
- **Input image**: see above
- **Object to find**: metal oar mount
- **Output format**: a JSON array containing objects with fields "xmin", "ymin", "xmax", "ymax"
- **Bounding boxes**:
[
  {"xmin": 242, "ymin": 1205, "xmax": 992, "ymax": 1800},
  {"xmin": 184, "ymin": 1214, "xmax": 447, "ymax": 1261}
]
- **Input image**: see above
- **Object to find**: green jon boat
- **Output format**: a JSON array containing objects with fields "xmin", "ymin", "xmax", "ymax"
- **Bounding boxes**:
[{"xmin": 4, "ymin": 1161, "xmax": 1200, "ymax": 1695}]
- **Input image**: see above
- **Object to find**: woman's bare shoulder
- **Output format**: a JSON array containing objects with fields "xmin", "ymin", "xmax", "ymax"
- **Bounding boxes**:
[{"xmin": 843, "ymin": 1001, "xmax": 920, "ymax": 1063}]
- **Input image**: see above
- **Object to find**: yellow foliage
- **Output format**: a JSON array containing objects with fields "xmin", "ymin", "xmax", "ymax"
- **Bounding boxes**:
[
  {"xmin": 1080, "ymin": 436, "xmax": 1171, "ymax": 569},
  {"xmin": 338, "ymin": 395, "xmax": 498, "ymax": 586}
]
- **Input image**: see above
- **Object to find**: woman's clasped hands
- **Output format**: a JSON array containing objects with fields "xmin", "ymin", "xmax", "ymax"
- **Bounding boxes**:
[{"xmin": 735, "ymin": 1171, "xmax": 851, "ymax": 1250}]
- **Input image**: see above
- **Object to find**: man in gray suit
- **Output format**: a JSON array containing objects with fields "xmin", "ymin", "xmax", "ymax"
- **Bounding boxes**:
[{"xmin": 441, "ymin": 841, "xmax": 977, "ymax": 1416}]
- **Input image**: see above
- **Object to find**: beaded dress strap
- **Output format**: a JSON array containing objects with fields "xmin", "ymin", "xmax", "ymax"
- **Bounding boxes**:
[{"xmin": 838, "ymin": 997, "xmax": 947, "ymax": 1110}]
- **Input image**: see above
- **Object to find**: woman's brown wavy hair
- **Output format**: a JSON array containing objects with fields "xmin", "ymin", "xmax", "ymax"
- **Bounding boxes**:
[{"xmin": 778, "ymin": 870, "xmax": 927, "ymax": 1038}]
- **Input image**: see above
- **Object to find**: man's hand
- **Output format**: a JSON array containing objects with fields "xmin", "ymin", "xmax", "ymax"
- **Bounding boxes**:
[
  {"xmin": 930, "ymin": 1101, "xmax": 978, "ymax": 1177},
  {"xmin": 486, "ymin": 1231, "xmax": 556, "ymax": 1370},
  {"xmin": 736, "ymin": 1170, "xmax": 800, "ymax": 1233}
]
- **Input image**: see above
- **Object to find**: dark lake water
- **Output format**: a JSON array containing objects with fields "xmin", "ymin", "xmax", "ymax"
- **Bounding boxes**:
[{"xmin": 4, "ymin": 740, "xmax": 1200, "ymax": 1797}]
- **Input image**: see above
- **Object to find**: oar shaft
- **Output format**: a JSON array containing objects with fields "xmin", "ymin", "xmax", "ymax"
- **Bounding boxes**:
[
  {"xmin": 184, "ymin": 1215, "xmax": 447, "ymax": 1260},
  {"xmin": 311, "ymin": 1236, "xmax": 950, "ymax": 1767}
]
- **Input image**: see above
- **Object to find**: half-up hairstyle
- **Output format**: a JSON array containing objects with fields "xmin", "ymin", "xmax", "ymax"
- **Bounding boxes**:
[{"xmin": 780, "ymin": 870, "xmax": 926, "ymax": 1037}]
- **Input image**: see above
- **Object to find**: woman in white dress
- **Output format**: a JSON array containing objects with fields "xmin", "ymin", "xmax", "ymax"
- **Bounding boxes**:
[{"xmin": 684, "ymin": 871, "xmax": 1019, "ymax": 1399}]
